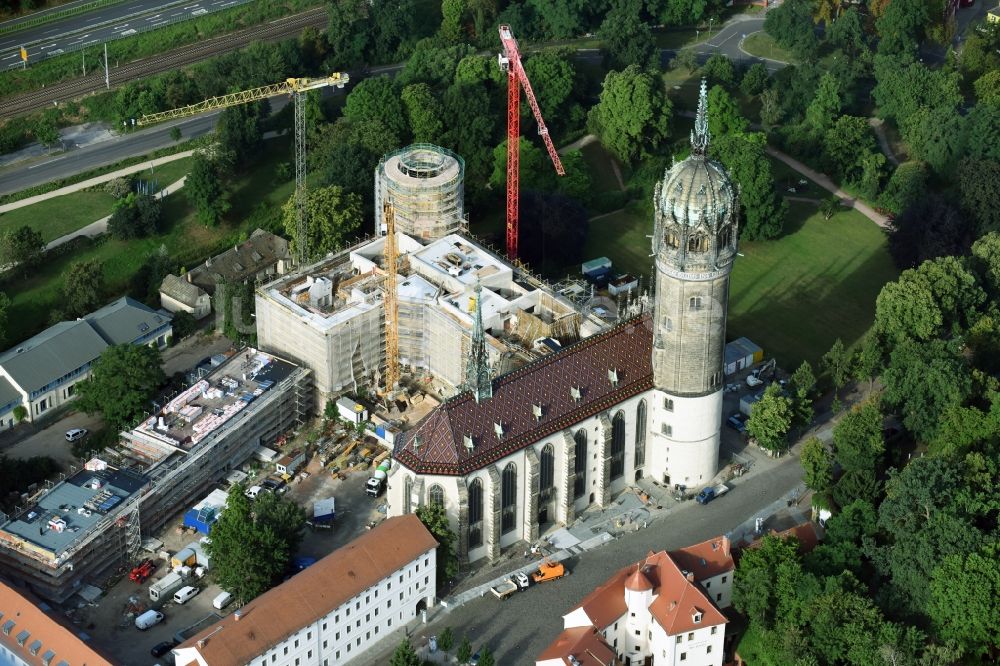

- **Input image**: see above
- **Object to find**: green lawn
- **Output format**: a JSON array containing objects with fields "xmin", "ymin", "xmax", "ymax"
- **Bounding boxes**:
[
  {"xmin": 728, "ymin": 201, "xmax": 897, "ymax": 368},
  {"xmin": 653, "ymin": 28, "xmax": 699, "ymax": 49},
  {"xmin": 579, "ymin": 141, "xmax": 625, "ymax": 194},
  {"xmin": 742, "ymin": 31, "xmax": 797, "ymax": 64},
  {"xmin": 0, "ymin": 155, "xmax": 193, "ymax": 244},
  {"xmin": 0, "ymin": 144, "xmax": 290, "ymax": 343},
  {"xmin": 581, "ymin": 200, "xmax": 897, "ymax": 369}
]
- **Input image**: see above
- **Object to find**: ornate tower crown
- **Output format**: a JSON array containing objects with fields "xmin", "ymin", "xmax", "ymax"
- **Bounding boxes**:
[{"xmin": 690, "ymin": 79, "xmax": 710, "ymax": 156}]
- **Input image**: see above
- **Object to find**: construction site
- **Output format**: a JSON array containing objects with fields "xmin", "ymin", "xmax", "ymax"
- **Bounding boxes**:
[{"xmin": 0, "ymin": 349, "xmax": 313, "ymax": 603}]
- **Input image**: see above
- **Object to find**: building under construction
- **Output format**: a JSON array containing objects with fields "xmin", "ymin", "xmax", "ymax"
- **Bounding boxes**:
[
  {"xmin": 375, "ymin": 144, "xmax": 465, "ymax": 240},
  {"xmin": 256, "ymin": 230, "xmax": 594, "ymax": 406},
  {"xmin": 0, "ymin": 350, "xmax": 312, "ymax": 603}
]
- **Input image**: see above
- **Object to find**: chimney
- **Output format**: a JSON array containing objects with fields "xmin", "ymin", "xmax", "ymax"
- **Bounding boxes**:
[
  {"xmin": 187, "ymin": 272, "xmax": 192, "ymax": 283},
  {"xmin": 234, "ymin": 609, "xmax": 242, "ymax": 622},
  {"xmin": 532, "ymin": 404, "xmax": 543, "ymax": 421},
  {"xmin": 197, "ymin": 639, "xmax": 206, "ymax": 648},
  {"xmin": 686, "ymin": 572, "xmax": 695, "ymax": 582}
]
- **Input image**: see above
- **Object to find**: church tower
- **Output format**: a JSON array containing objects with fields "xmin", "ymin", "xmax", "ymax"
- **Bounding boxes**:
[{"xmin": 648, "ymin": 80, "xmax": 739, "ymax": 488}]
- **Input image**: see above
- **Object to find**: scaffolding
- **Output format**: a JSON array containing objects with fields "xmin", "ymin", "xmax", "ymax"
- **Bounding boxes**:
[{"xmin": 375, "ymin": 144, "xmax": 465, "ymax": 241}]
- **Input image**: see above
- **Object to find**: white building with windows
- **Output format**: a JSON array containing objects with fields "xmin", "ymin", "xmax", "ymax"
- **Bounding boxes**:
[
  {"xmin": 537, "ymin": 536, "xmax": 734, "ymax": 666},
  {"xmin": 387, "ymin": 82, "xmax": 739, "ymax": 566},
  {"xmin": 173, "ymin": 514, "xmax": 437, "ymax": 666}
]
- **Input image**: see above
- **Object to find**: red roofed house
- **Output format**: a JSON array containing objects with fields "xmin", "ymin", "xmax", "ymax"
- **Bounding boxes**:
[
  {"xmin": 388, "ymin": 82, "xmax": 742, "ymax": 567},
  {"xmin": 0, "ymin": 580, "xmax": 115, "ymax": 666},
  {"xmin": 171, "ymin": 514, "xmax": 437, "ymax": 666},
  {"xmin": 537, "ymin": 536, "xmax": 734, "ymax": 666}
]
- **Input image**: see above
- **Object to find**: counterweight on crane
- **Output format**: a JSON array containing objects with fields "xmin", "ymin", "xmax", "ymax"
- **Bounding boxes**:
[
  {"xmin": 137, "ymin": 74, "xmax": 350, "ymax": 264},
  {"xmin": 497, "ymin": 24, "xmax": 565, "ymax": 260}
]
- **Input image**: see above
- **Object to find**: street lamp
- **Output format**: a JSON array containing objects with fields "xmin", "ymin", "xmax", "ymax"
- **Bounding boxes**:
[{"xmin": 708, "ymin": 18, "xmax": 714, "ymax": 37}]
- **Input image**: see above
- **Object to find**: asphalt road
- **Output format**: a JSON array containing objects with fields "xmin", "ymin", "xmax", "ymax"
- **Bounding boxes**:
[
  {"xmin": 0, "ymin": 0, "xmax": 251, "ymax": 69},
  {"xmin": 365, "ymin": 453, "xmax": 803, "ymax": 665}
]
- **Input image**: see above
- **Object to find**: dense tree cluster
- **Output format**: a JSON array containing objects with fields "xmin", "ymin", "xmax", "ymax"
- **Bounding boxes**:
[{"xmin": 75, "ymin": 344, "xmax": 166, "ymax": 427}]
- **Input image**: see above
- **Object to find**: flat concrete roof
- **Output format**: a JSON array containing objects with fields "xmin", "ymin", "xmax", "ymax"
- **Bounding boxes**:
[
  {"xmin": 412, "ymin": 235, "xmax": 510, "ymax": 287},
  {"xmin": 1, "ymin": 467, "xmax": 148, "ymax": 558}
]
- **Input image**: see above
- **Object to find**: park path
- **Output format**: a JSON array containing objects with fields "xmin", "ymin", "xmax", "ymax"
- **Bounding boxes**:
[
  {"xmin": 764, "ymin": 146, "xmax": 891, "ymax": 228},
  {"xmin": 45, "ymin": 175, "xmax": 187, "ymax": 251},
  {"xmin": 0, "ymin": 150, "xmax": 194, "ymax": 214},
  {"xmin": 867, "ymin": 118, "xmax": 901, "ymax": 166}
]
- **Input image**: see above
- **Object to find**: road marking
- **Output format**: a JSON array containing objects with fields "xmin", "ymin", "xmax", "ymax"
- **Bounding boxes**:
[
  {"xmin": 121, "ymin": 28, "xmax": 137, "ymax": 36},
  {"xmin": 150, "ymin": 20, "xmax": 168, "ymax": 27},
  {"xmin": 1, "ymin": 53, "xmax": 15, "ymax": 60},
  {"xmin": 28, "ymin": 157, "xmax": 67, "ymax": 169},
  {"xmin": 48, "ymin": 48, "xmax": 64, "ymax": 55},
  {"xmin": 192, "ymin": 7, "xmax": 207, "ymax": 14}
]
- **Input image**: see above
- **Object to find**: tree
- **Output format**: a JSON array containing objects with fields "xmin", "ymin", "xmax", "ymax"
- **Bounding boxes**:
[
  {"xmin": 974, "ymin": 69, "xmax": 1000, "ymax": 107},
  {"xmin": 882, "ymin": 338, "xmax": 972, "ymax": 442},
  {"xmin": 707, "ymin": 85, "xmax": 748, "ymax": 139},
  {"xmin": 490, "ymin": 138, "xmax": 552, "ymax": 192},
  {"xmin": 439, "ymin": 0, "xmax": 466, "ymax": 43},
  {"xmin": 832, "ymin": 401, "xmax": 884, "ymax": 473},
  {"xmin": 764, "ymin": 0, "xmax": 819, "ymax": 58},
  {"xmin": 204, "ymin": 484, "xmax": 304, "ymax": 605},
  {"xmin": 438, "ymin": 627, "xmax": 455, "ymax": 652},
  {"xmin": 456, "ymin": 636, "xmax": 473, "ymax": 663},
  {"xmin": 588, "ymin": 65, "xmax": 672, "ymax": 165},
  {"xmin": 326, "ymin": 0, "xmax": 371, "ymax": 69},
  {"xmin": 108, "ymin": 193, "xmax": 161, "ymax": 240},
  {"xmin": 801, "ymin": 437, "xmax": 833, "ymax": 491},
  {"xmin": 75, "ymin": 344, "xmax": 165, "ymax": 426},
  {"xmin": 0, "ymin": 292, "xmax": 9, "ymax": 349},
  {"xmin": 928, "ymin": 544, "xmax": 1000, "ymax": 656},
  {"xmin": 62, "ymin": 259, "xmax": 105, "ymax": 317},
  {"xmin": 553, "ymin": 150, "xmax": 595, "ymax": 205},
  {"xmin": 852, "ymin": 331, "xmax": 883, "ymax": 394},
  {"xmin": 401, "ymin": 83, "xmax": 444, "ymax": 144},
  {"xmin": 344, "ymin": 76, "xmax": 409, "ymax": 141},
  {"xmin": 872, "ymin": 56, "xmax": 961, "ymax": 126},
  {"xmin": 889, "ymin": 194, "xmax": 972, "ymax": 270},
  {"xmin": 711, "ymin": 132, "xmax": 786, "ymax": 240},
  {"xmin": 1, "ymin": 225, "xmax": 44, "ymax": 270},
  {"xmin": 832, "ymin": 468, "xmax": 882, "ymax": 507},
  {"xmin": 818, "ymin": 196, "xmax": 841, "ymax": 220},
  {"xmin": 528, "ymin": 0, "xmax": 589, "ymax": 39},
  {"xmin": 805, "ymin": 72, "xmax": 842, "ymax": 137},
  {"xmin": 789, "ymin": 360, "xmax": 816, "ymax": 426},
  {"xmin": 876, "ymin": 0, "xmax": 929, "ymax": 54},
  {"xmin": 965, "ymin": 103, "xmax": 1000, "ymax": 161},
  {"xmin": 477, "ymin": 645, "xmax": 495, "ymax": 666},
  {"xmin": 185, "ymin": 152, "xmax": 229, "ymax": 226},
  {"xmin": 216, "ymin": 100, "xmax": 266, "ymax": 168},
  {"xmin": 732, "ymin": 533, "xmax": 803, "ymax": 626},
  {"xmin": 741, "ymin": 63, "xmax": 770, "ymax": 97},
  {"xmin": 397, "ymin": 41, "xmax": 475, "ymax": 88},
  {"xmin": 170, "ymin": 126, "xmax": 182, "ymax": 142},
  {"xmin": 600, "ymin": 0, "xmax": 656, "ymax": 69},
  {"xmin": 746, "ymin": 383, "xmax": 794, "ymax": 454},
  {"xmin": 758, "ymin": 88, "xmax": 782, "ymax": 128},
  {"xmin": 415, "ymin": 504, "xmax": 459, "ymax": 588},
  {"xmin": 878, "ymin": 161, "xmax": 927, "ymax": 215},
  {"xmin": 701, "ymin": 53, "xmax": 735, "ymax": 86},
  {"xmin": 972, "ymin": 232, "xmax": 1000, "ymax": 297},
  {"xmin": 671, "ymin": 48, "xmax": 698, "ymax": 73},
  {"xmin": 821, "ymin": 338, "xmax": 852, "ymax": 393},
  {"xmin": 390, "ymin": 639, "xmax": 421, "ymax": 666},
  {"xmin": 828, "ymin": 8, "xmax": 868, "ymax": 56},
  {"xmin": 822, "ymin": 116, "xmax": 877, "ymax": 183},
  {"xmin": 522, "ymin": 51, "xmax": 577, "ymax": 121},
  {"xmin": 958, "ymin": 157, "xmax": 1000, "ymax": 237},
  {"xmin": 281, "ymin": 185, "xmax": 362, "ymax": 262},
  {"xmin": 900, "ymin": 106, "xmax": 966, "ymax": 175}
]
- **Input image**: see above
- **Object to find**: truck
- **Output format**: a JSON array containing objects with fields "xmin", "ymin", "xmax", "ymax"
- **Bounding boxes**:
[
  {"xmin": 489, "ymin": 578, "xmax": 519, "ymax": 600},
  {"xmin": 149, "ymin": 570, "xmax": 187, "ymax": 602},
  {"xmin": 366, "ymin": 460, "xmax": 391, "ymax": 497},
  {"xmin": 129, "ymin": 559, "xmax": 157, "ymax": 584},
  {"xmin": 308, "ymin": 497, "xmax": 335, "ymax": 529},
  {"xmin": 695, "ymin": 484, "xmax": 730, "ymax": 505},
  {"xmin": 532, "ymin": 559, "xmax": 568, "ymax": 583}
]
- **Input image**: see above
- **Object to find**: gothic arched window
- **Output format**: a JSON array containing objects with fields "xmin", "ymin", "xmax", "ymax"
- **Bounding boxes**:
[
  {"xmin": 501, "ymin": 463, "xmax": 517, "ymax": 534},
  {"xmin": 468, "ymin": 478, "xmax": 483, "ymax": 548},
  {"xmin": 428, "ymin": 484, "xmax": 444, "ymax": 509},
  {"xmin": 634, "ymin": 400, "xmax": 647, "ymax": 468},
  {"xmin": 611, "ymin": 411, "xmax": 626, "ymax": 479},
  {"xmin": 540, "ymin": 444, "xmax": 555, "ymax": 492},
  {"xmin": 574, "ymin": 429, "xmax": 587, "ymax": 499}
]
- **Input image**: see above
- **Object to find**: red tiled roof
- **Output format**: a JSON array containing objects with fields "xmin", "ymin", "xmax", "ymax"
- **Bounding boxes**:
[
  {"xmin": 0, "ymin": 581, "xmax": 115, "ymax": 666},
  {"xmin": 576, "ymin": 567, "xmax": 630, "ymax": 630},
  {"xmin": 176, "ymin": 515, "xmax": 437, "ymax": 664},
  {"xmin": 741, "ymin": 521, "xmax": 821, "ymax": 556},
  {"xmin": 394, "ymin": 316, "xmax": 653, "ymax": 475},
  {"xmin": 536, "ymin": 626, "xmax": 620, "ymax": 665},
  {"xmin": 668, "ymin": 536, "xmax": 734, "ymax": 581},
  {"xmin": 625, "ymin": 568, "xmax": 654, "ymax": 591}
]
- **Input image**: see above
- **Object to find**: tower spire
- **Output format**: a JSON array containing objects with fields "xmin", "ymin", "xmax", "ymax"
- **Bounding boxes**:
[
  {"xmin": 691, "ymin": 78, "xmax": 710, "ymax": 156},
  {"xmin": 465, "ymin": 281, "xmax": 493, "ymax": 403}
]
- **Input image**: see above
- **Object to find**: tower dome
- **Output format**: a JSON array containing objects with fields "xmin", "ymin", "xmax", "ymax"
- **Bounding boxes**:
[{"xmin": 653, "ymin": 79, "xmax": 738, "ymax": 276}]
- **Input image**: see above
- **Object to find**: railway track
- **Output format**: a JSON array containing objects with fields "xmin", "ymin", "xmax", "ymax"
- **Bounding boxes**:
[{"xmin": 1, "ymin": 6, "xmax": 328, "ymax": 119}]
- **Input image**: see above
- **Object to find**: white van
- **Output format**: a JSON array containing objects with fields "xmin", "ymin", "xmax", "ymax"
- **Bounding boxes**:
[
  {"xmin": 173, "ymin": 586, "xmax": 199, "ymax": 605},
  {"xmin": 212, "ymin": 591, "xmax": 233, "ymax": 610},
  {"xmin": 245, "ymin": 485, "xmax": 262, "ymax": 500},
  {"xmin": 135, "ymin": 610, "xmax": 164, "ymax": 630}
]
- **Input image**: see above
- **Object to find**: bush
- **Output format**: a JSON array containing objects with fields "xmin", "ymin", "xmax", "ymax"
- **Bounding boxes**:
[{"xmin": 12, "ymin": 405, "xmax": 26, "ymax": 422}]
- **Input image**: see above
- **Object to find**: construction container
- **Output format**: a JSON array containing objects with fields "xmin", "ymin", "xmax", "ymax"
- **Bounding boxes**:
[{"xmin": 171, "ymin": 548, "xmax": 196, "ymax": 569}]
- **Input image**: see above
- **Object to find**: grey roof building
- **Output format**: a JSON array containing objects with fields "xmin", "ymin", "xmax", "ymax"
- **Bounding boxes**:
[
  {"xmin": 84, "ymin": 296, "xmax": 173, "ymax": 346},
  {"xmin": 0, "ymin": 320, "xmax": 108, "ymax": 396}
]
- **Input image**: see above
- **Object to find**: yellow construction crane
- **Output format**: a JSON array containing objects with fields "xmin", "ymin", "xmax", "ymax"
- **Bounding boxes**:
[
  {"xmin": 382, "ymin": 201, "xmax": 400, "ymax": 395},
  {"xmin": 136, "ymin": 73, "xmax": 350, "ymax": 263}
]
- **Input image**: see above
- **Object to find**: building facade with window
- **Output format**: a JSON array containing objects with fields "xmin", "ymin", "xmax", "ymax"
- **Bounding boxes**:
[
  {"xmin": 172, "ymin": 514, "xmax": 437, "ymax": 666},
  {"xmin": 387, "ymin": 81, "xmax": 738, "ymax": 565},
  {"xmin": 536, "ymin": 536, "xmax": 734, "ymax": 666}
]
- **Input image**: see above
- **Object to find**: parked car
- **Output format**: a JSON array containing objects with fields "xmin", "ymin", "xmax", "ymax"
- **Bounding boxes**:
[
  {"xmin": 172, "ymin": 586, "xmax": 199, "ymax": 605},
  {"xmin": 470, "ymin": 651, "xmax": 481, "ymax": 666},
  {"xmin": 151, "ymin": 640, "xmax": 178, "ymax": 657},
  {"xmin": 245, "ymin": 485, "xmax": 263, "ymax": 500},
  {"xmin": 135, "ymin": 610, "xmax": 164, "ymax": 630},
  {"xmin": 213, "ymin": 591, "xmax": 234, "ymax": 610},
  {"xmin": 726, "ymin": 413, "xmax": 748, "ymax": 433},
  {"xmin": 65, "ymin": 428, "xmax": 88, "ymax": 442}
]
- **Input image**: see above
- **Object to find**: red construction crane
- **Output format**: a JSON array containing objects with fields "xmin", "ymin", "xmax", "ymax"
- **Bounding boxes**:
[{"xmin": 498, "ymin": 24, "xmax": 566, "ymax": 260}]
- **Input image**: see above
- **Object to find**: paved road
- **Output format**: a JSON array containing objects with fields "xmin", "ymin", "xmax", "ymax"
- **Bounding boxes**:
[
  {"xmin": 0, "ymin": 0, "xmax": 252, "ymax": 70},
  {"xmin": 366, "ymin": 454, "xmax": 804, "ymax": 665}
]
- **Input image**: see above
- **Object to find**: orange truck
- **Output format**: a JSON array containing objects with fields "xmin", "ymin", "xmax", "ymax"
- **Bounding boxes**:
[{"xmin": 531, "ymin": 559, "xmax": 568, "ymax": 583}]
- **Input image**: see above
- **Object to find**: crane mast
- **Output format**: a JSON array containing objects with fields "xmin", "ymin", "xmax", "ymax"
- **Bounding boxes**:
[
  {"xmin": 497, "ymin": 24, "xmax": 566, "ymax": 260},
  {"xmin": 137, "ymin": 73, "xmax": 349, "ymax": 264},
  {"xmin": 382, "ymin": 201, "xmax": 400, "ymax": 395}
]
